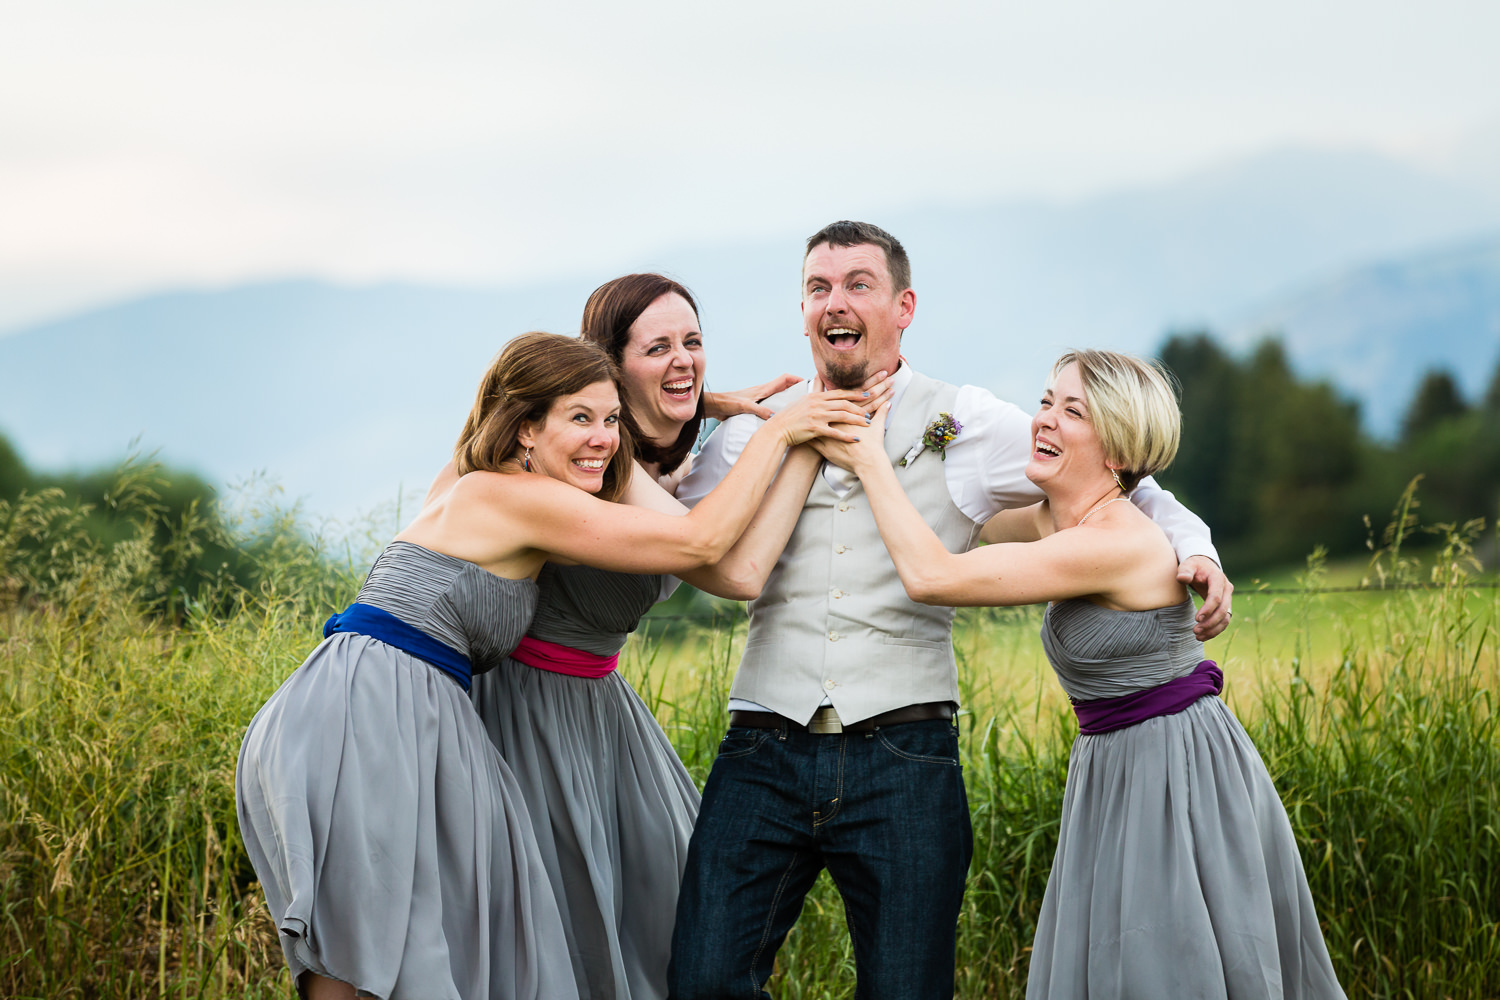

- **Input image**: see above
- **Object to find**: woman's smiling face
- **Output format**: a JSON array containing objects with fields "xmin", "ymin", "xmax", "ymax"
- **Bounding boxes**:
[
  {"xmin": 1027, "ymin": 362, "xmax": 1112, "ymax": 492},
  {"xmin": 518, "ymin": 380, "xmax": 621, "ymax": 493},
  {"xmin": 619, "ymin": 292, "xmax": 705, "ymax": 443}
]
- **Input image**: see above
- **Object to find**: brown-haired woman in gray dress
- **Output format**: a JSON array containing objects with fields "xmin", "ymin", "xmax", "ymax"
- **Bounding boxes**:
[
  {"xmin": 237, "ymin": 332, "xmax": 879, "ymax": 1000},
  {"xmin": 437, "ymin": 277, "xmax": 885, "ymax": 999}
]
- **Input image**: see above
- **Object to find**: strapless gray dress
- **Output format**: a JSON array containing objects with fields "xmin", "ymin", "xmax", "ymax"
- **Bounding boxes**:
[
  {"xmin": 469, "ymin": 564, "xmax": 700, "ymax": 1000},
  {"xmin": 236, "ymin": 542, "xmax": 576, "ymax": 1000},
  {"xmin": 1027, "ymin": 598, "xmax": 1346, "ymax": 999}
]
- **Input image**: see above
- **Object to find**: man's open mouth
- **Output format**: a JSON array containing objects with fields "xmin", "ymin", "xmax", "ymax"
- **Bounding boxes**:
[{"xmin": 823, "ymin": 327, "xmax": 863, "ymax": 350}]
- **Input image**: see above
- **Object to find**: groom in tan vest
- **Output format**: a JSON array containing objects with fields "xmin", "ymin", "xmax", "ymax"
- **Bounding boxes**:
[{"xmin": 670, "ymin": 220, "xmax": 1230, "ymax": 998}]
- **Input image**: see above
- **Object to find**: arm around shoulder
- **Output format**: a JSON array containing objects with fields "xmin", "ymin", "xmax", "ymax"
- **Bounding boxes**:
[
  {"xmin": 677, "ymin": 444, "xmax": 821, "ymax": 600},
  {"xmin": 1131, "ymin": 475, "xmax": 1219, "ymax": 565},
  {"xmin": 977, "ymin": 500, "xmax": 1051, "ymax": 545}
]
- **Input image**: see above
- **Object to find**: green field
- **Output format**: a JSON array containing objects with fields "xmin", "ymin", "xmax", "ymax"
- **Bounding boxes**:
[{"xmin": 2, "ymin": 486, "xmax": 1498, "ymax": 997}]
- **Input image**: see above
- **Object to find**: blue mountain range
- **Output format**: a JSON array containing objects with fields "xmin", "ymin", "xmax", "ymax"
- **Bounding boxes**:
[{"xmin": 2, "ymin": 146, "xmax": 1497, "ymax": 518}]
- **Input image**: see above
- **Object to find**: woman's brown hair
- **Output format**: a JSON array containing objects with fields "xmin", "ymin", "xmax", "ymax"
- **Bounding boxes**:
[
  {"xmin": 454, "ymin": 332, "xmax": 635, "ymax": 502},
  {"xmin": 580, "ymin": 273, "xmax": 703, "ymax": 474}
]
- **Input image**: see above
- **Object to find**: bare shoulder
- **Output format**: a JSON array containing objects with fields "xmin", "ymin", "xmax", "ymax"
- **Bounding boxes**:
[
  {"xmin": 1088, "ymin": 504, "xmax": 1187, "ymax": 608},
  {"xmin": 448, "ymin": 468, "xmax": 515, "ymax": 499},
  {"xmin": 410, "ymin": 469, "xmax": 552, "ymax": 544},
  {"xmin": 448, "ymin": 468, "xmax": 565, "ymax": 509},
  {"xmin": 398, "ymin": 470, "xmax": 551, "ymax": 576},
  {"xmin": 1098, "ymin": 501, "xmax": 1178, "ymax": 556},
  {"xmin": 423, "ymin": 460, "xmax": 462, "ymax": 506}
]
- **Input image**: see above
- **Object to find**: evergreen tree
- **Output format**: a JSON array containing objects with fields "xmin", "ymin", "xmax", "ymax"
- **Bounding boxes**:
[
  {"xmin": 1157, "ymin": 332, "xmax": 1240, "ymax": 532},
  {"xmin": 0, "ymin": 431, "xmax": 29, "ymax": 499},
  {"xmin": 1401, "ymin": 370, "xmax": 1468, "ymax": 442},
  {"xmin": 1485, "ymin": 354, "xmax": 1500, "ymax": 412},
  {"xmin": 1159, "ymin": 334, "xmax": 1365, "ymax": 569}
]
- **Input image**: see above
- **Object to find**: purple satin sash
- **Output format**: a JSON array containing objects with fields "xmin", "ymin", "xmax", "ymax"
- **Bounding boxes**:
[{"xmin": 1071, "ymin": 659, "xmax": 1222, "ymax": 735}]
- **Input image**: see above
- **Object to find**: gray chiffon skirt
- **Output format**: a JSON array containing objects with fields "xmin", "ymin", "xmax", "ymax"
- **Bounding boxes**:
[
  {"xmin": 470, "ymin": 660, "xmax": 700, "ymax": 1000},
  {"xmin": 236, "ymin": 633, "xmax": 578, "ymax": 1000},
  {"xmin": 1027, "ymin": 696, "xmax": 1347, "ymax": 999}
]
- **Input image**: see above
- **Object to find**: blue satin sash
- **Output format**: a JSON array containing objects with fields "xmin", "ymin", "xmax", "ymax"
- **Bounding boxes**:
[{"xmin": 323, "ymin": 602, "xmax": 474, "ymax": 692}]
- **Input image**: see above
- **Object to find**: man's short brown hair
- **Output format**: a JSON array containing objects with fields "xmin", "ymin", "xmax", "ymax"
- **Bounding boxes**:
[{"xmin": 804, "ymin": 220, "xmax": 911, "ymax": 293}]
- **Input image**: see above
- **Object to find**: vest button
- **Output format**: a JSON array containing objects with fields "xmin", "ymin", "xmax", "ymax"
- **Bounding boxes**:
[
  {"xmin": 838, "ymin": 501, "xmax": 852, "ymax": 512},
  {"xmin": 834, "ymin": 544, "xmax": 848, "ymax": 554},
  {"xmin": 827, "ymin": 631, "xmax": 841, "ymax": 642},
  {"xmin": 824, "ymin": 678, "xmax": 837, "ymax": 690},
  {"xmin": 830, "ymin": 588, "xmax": 844, "ymax": 599}
]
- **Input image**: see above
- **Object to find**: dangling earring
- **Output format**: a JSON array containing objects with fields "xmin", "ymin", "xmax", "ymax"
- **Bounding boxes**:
[
  {"xmin": 1110, "ymin": 467, "xmax": 1124, "ymax": 492},
  {"xmin": 524, "ymin": 447, "xmax": 533, "ymax": 472}
]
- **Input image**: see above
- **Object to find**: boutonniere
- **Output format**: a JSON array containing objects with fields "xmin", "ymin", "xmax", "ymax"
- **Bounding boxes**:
[{"xmin": 899, "ymin": 412, "xmax": 963, "ymax": 467}]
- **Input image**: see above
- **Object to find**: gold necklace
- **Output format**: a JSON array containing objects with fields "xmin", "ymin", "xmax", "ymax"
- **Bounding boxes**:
[{"xmin": 1077, "ymin": 494, "xmax": 1130, "ymax": 526}]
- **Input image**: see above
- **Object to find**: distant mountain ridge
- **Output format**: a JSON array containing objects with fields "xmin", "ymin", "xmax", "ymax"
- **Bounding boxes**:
[
  {"xmin": 0, "ymin": 278, "xmax": 604, "ymax": 517},
  {"xmin": 2, "ymin": 145, "xmax": 1497, "ymax": 517},
  {"xmin": 1225, "ymin": 235, "xmax": 1500, "ymax": 438}
]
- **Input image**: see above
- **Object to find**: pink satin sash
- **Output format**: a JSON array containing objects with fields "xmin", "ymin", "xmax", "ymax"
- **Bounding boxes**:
[{"xmin": 510, "ymin": 635, "xmax": 619, "ymax": 678}]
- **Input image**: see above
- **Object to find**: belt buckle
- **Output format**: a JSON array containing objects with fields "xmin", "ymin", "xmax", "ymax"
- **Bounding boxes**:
[{"xmin": 808, "ymin": 706, "xmax": 843, "ymax": 734}]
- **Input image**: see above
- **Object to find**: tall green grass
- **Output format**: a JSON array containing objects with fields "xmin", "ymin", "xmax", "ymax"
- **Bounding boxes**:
[{"xmin": 2, "ymin": 471, "xmax": 1497, "ymax": 997}]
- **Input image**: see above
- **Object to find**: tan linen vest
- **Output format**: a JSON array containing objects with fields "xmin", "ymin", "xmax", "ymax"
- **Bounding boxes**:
[{"xmin": 732, "ymin": 371, "xmax": 982, "ymax": 725}]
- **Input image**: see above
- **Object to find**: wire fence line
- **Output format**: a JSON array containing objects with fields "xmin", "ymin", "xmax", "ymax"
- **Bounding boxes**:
[
  {"xmin": 1243, "ymin": 581, "xmax": 1500, "ymax": 594},
  {"xmin": 636, "ymin": 580, "xmax": 1500, "ymax": 624}
]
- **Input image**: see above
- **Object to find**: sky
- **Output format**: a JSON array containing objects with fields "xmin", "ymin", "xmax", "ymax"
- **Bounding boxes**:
[{"xmin": 3, "ymin": 0, "xmax": 1500, "ymax": 334}]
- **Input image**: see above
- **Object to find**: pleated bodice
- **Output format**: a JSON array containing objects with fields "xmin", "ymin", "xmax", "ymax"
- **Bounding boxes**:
[
  {"xmin": 357, "ymin": 541, "xmax": 538, "ymax": 675},
  {"xmin": 525, "ymin": 563, "xmax": 661, "ymax": 658},
  {"xmin": 1041, "ymin": 597, "xmax": 1204, "ymax": 702}
]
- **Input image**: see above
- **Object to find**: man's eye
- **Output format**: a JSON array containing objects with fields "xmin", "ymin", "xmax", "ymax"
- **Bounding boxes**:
[{"xmin": 853, "ymin": 282, "xmax": 869, "ymax": 291}]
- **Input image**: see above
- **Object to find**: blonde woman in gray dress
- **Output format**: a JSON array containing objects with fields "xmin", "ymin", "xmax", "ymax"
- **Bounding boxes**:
[
  {"xmin": 815, "ymin": 350, "xmax": 1346, "ymax": 998},
  {"xmin": 236, "ymin": 332, "xmax": 877, "ymax": 1000}
]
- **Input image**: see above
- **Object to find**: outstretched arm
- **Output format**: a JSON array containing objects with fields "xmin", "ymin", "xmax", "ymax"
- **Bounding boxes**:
[
  {"xmin": 976, "ymin": 491, "xmax": 1230, "ymax": 638},
  {"xmin": 977, "ymin": 501, "xmax": 1052, "ymax": 545},
  {"xmin": 538, "ymin": 389, "xmax": 866, "ymax": 571},
  {"xmin": 702, "ymin": 373, "xmax": 805, "ymax": 421},
  {"xmin": 405, "ymin": 385, "xmax": 874, "ymax": 578},
  {"xmin": 626, "ymin": 448, "xmax": 823, "ymax": 600},
  {"xmin": 816, "ymin": 410, "xmax": 1138, "ymax": 606},
  {"xmin": 632, "ymin": 374, "xmax": 890, "ymax": 598},
  {"xmin": 816, "ymin": 402, "xmax": 1176, "ymax": 609}
]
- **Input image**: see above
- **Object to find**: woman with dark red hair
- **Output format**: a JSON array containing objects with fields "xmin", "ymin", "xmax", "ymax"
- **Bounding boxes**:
[
  {"xmin": 238, "ymin": 329, "xmax": 881, "ymax": 1000},
  {"xmin": 460, "ymin": 275, "xmax": 876, "ymax": 1000}
]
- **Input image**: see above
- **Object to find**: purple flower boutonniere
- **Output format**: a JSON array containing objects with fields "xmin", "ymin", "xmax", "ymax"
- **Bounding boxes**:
[{"xmin": 899, "ymin": 412, "xmax": 963, "ymax": 467}]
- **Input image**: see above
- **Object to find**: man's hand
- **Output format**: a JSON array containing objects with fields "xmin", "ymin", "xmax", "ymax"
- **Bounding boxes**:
[
  {"xmin": 1178, "ymin": 555, "xmax": 1233, "ymax": 641},
  {"xmin": 703, "ymin": 374, "xmax": 805, "ymax": 421}
]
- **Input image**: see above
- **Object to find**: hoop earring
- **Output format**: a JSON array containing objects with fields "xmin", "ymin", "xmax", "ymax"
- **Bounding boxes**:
[
  {"xmin": 524, "ymin": 447, "xmax": 532, "ymax": 472},
  {"xmin": 1111, "ymin": 467, "xmax": 1124, "ymax": 492}
]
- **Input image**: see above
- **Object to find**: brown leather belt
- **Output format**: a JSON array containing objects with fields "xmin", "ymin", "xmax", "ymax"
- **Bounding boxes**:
[{"xmin": 728, "ymin": 701, "xmax": 955, "ymax": 735}]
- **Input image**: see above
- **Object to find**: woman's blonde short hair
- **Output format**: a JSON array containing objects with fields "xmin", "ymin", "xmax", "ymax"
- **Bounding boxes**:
[{"xmin": 1050, "ymin": 349, "xmax": 1181, "ymax": 492}]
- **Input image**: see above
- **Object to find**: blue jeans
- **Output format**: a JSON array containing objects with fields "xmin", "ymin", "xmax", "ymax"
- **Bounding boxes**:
[{"xmin": 668, "ymin": 718, "xmax": 973, "ymax": 1000}]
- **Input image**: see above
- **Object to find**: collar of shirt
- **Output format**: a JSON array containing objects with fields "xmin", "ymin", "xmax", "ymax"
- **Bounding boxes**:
[{"xmin": 821, "ymin": 362, "xmax": 914, "ymax": 495}]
